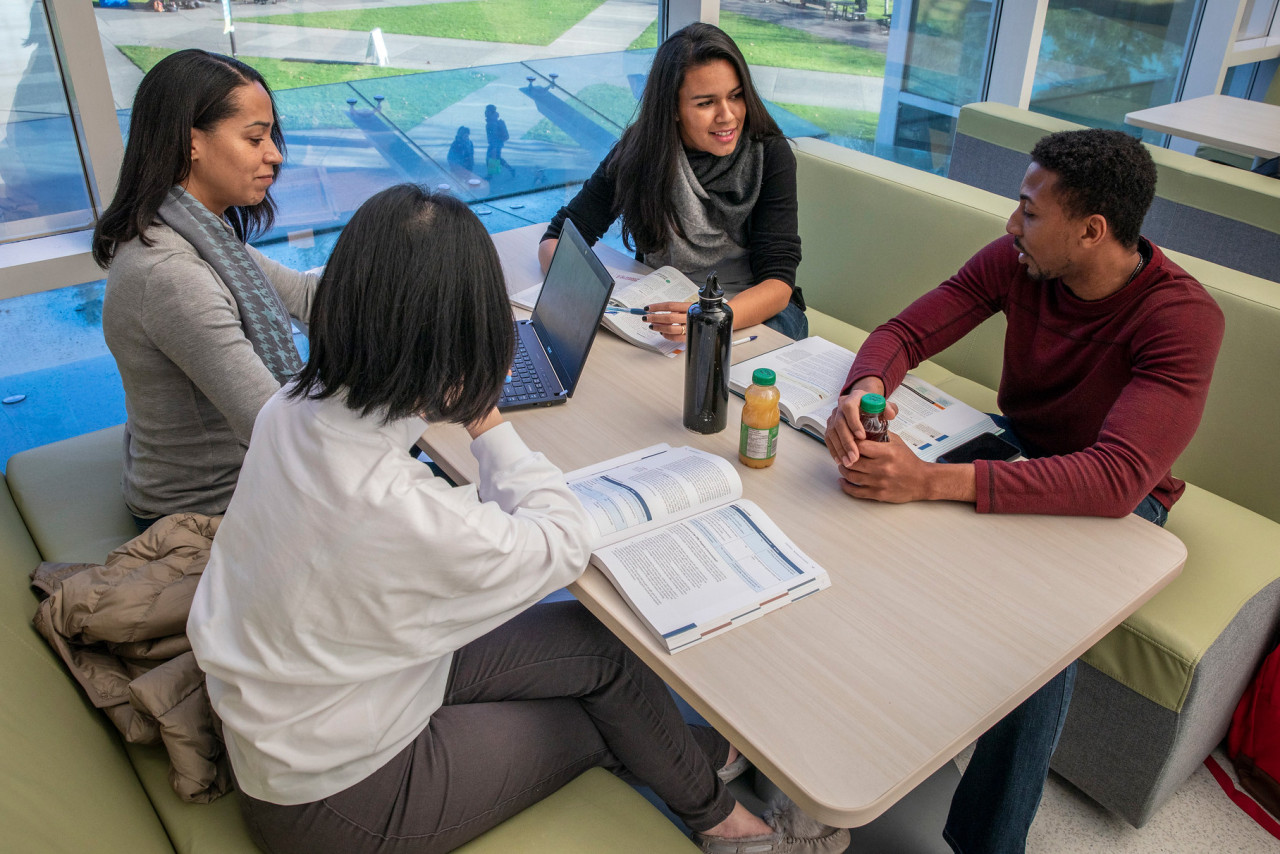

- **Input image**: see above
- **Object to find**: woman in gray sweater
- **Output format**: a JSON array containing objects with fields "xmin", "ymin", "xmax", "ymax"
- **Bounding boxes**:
[{"xmin": 93, "ymin": 50, "xmax": 317, "ymax": 527}]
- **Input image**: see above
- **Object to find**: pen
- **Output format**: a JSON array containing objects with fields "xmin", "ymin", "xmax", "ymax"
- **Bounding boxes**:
[
  {"xmin": 604, "ymin": 307, "xmax": 651, "ymax": 316},
  {"xmin": 732, "ymin": 335, "xmax": 758, "ymax": 346}
]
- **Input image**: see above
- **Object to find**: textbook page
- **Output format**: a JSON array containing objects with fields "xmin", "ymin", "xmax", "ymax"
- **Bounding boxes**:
[
  {"xmin": 509, "ymin": 266, "xmax": 645, "ymax": 311},
  {"xmin": 590, "ymin": 499, "xmax": 829, "ymax": 652},
  {"xmin": 509, "ymin": 281, "xmax": 542, "ymax": 311},
  {"xmin": 884, "ymin": 376, "xmax": 998, "ymax": 462},
  {"xmin": 601, "ymin": 266, "xmax": 698, "ymax": 358},
  {"xmin": 567, "ymin": 445, "xmax": 743, "ymax": 548},
  {"xmin": 730, "ymin": 336, "xmax": 853, "ymax": 425}
]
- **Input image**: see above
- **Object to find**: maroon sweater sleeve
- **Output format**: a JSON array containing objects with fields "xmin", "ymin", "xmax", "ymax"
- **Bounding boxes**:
[{"xmin": 845, "ymin": 239, "xmax": 1007, "ymax": 394}]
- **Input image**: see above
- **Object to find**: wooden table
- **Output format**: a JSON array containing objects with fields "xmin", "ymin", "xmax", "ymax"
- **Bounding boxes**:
[
  {"xmin": 1125, "ymin": 94, "xmax": 1280, "ymax": 161},
  {"xmin": 424, "ymin": 223, "xmax": 1187, "ymax": 827}
]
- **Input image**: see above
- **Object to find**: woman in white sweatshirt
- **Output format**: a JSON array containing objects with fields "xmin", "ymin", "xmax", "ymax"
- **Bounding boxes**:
[{"xmin": 187, "ymin": 185, "xmax": 846, "ymax": 854}]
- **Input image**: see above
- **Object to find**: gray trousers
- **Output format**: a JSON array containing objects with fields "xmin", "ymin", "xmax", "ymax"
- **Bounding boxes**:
[{"xmin": 240, "ymin": 601, "xmax": 736, "ymax": 854}]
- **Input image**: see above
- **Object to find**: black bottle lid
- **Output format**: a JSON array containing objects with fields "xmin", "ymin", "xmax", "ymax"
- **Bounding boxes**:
[{"xmin": 699, "ymin": 272, "xmax": 724, "ymax": 304}]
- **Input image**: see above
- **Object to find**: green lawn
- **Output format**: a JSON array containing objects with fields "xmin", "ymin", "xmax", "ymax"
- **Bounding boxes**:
[
  {"xmin": 119, "ymin": 46, "xmax": 495, "ymax": 132},
  {"xmin": 629, "ymin": 20, "xmax": 659, "ymax": 50},
  {"xmin": 118, "ymin": 45, "xmax": 420, "ymax": 89},
  {"xmin": 523, "ymin": 82, "xmax": 636, "ymax": 145},
  {"xmin": 631, "ymin": 12, "xmax": 884, "ymax": 77},
  {"xmin": 775, "ymin": 101, "xmax": 878, "ymax": 140},
  {"xmin": 574, "ymin": 82, "xmax": 640, "ymax": 127},
  {"xmin": 276, "ymin": 68, "xmax": 496, "ymax": 132},
  {"xmin": 253, "ymin": 0, "xmax": 604, "ymax": 47}
]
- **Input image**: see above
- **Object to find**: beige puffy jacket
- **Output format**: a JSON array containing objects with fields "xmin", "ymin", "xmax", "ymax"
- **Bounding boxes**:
[{"xmin": 30, "ymin": 513, "xmax": 230, "ymax": 803}]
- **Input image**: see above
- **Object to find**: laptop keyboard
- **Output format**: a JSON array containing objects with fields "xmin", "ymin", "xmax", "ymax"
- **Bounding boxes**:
[{"xmin": 502, "ymin": 343, "xmax": 547, "ymax": 403}]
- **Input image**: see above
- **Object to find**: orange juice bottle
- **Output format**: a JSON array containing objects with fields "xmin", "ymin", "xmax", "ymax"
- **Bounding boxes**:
[{"xmin": 739, "ymin": 368, "xmax": 781, "ymax": 468}]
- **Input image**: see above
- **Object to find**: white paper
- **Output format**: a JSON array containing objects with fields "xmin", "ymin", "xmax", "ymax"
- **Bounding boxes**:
[
  {"xmin": 592, "ymin": 500, "xmax": 828, "ymax": 649},
  {"xmin": 567, "ymin": 445, "xmax": 741, "ymax": 548}
]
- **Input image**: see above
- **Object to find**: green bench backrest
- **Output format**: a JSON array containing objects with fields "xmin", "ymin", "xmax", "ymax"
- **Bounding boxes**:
[{"xmin": 0, "ymin": 473, "xmax": 177, "ymax": 854}]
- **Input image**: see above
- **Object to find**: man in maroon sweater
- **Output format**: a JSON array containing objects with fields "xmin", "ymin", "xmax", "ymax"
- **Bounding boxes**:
[{"xmin": 825, "ymin": 129, "xmax": 1223, "ymax": 853}]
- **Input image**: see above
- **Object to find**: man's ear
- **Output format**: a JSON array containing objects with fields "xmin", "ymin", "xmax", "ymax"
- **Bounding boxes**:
[{"xmin": 1079, "ymin": 212, "xmax": 1109, "ymax": 249}]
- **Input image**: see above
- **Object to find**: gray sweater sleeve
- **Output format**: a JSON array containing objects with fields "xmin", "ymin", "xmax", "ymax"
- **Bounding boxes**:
[{"xmin": 249, "ymin": 244, "xmax": 318, "ymax": 325}]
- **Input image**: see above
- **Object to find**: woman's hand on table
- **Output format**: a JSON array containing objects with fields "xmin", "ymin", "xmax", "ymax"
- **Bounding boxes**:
[{"xmin": 644, "ymin": 301, "xmax": 693, "ymax": 342}]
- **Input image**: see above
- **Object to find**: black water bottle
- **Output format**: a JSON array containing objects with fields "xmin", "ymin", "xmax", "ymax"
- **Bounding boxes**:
[{"xmin": 683, "ymin": 273, "xmax": 733, "ymax": 434}]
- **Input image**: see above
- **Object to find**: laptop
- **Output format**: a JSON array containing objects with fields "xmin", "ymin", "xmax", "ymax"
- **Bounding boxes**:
[{"xmin": 498, "ymin": 219, "xmax": 615, "ymax": 410}]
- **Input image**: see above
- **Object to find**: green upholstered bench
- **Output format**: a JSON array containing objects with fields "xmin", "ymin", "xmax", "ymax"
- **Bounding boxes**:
[
  {"xmin": 1, "ymin": 426, "xmax": 698, "ymax": 854},
  {"xmin": 948, "ymin": 101, "xmax": 1280, "ymax": 285},
  {"xmin": 791, "ymin": 136, "xmax": 1280, "ymax": 827}
]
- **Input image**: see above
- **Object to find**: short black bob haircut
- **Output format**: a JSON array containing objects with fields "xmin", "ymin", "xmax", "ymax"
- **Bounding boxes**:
[
  {"xmin": 92, "ymin": 49, "xmax": 285, "ymax": 268},
  {"xmin": 290, "ymin": 185, "xmax": 514, "ymax": 427},
  {"xmin": 1030, "ymin": 128, "xmax": 1156, "ymax": 250}
]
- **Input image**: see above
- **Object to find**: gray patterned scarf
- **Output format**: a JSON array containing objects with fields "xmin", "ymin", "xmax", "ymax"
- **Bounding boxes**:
[
  {"xmin": 157, "ymin": 186, "xmax": 301, "ymax": 383},
  {"xmin": 645, "ymin": 137, "xmax": 764, "ymax": 296}
]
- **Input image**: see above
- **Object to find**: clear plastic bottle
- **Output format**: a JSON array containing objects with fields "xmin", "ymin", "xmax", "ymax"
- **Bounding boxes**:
[
  {"xmin": 739, "ymin": 368, "xmax": 781, "ymax": 468},
  {"xmin": 859, "ymin": 393, "xmax": 891, "ymax": 443}
]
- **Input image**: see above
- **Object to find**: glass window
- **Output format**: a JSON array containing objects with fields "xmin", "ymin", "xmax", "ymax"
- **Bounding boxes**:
[
  {"xmin": 716, "ymin": 1, "xmax": 891, "ymax": 156},
  {"xmin": 0, "ymin": 0, "xmax": 96, "ymax": 242},
  {"xmin": 1029, "ymin": 0, "xmax": 1201, "ymax": 137},
  {"xmin": 877, "ymin": 0, "xmax": 997, "ymax": 171},
  {"xmin": 95, "ymin": 0, "xmax": 663, "ymax": 246},
  {"xmin": 898, "ymin": 0, "xmax": 992, "ymax": 107},
  {"xmin": 1237, "ymin": 0, "xmax": 1278, "ymax": 41}
]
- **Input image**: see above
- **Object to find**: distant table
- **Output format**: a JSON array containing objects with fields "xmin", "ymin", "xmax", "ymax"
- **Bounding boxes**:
[
  {"xmin": 828, "ymin": 0, "xmax": 867, "ymax": 21},
  {"xmin": 1125, "ymin": 94, "xmax": 1280, "ymax": 161},
  {"xmin": 425, "ymin": 223, "xmax": 1187, "ymax": 827}
]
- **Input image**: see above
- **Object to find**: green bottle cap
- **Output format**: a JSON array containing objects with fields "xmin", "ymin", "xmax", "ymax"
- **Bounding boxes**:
[
  {"xmin": 860, "ymin": 393, "xmax": 886, "ymax": 414},
  {"xmin": 752, "ymin": 368, "xmax": 776, "ymax": 386}
]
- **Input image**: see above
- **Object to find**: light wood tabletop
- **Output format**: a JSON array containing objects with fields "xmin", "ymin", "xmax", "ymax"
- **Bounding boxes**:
[
  {"xmin": 1125, "ymin": 94, "xmax": 1280, "ymax": 160},
  {"xmin": 421, "ymin": 223, "xmax": 1188, "ymax": 827}
]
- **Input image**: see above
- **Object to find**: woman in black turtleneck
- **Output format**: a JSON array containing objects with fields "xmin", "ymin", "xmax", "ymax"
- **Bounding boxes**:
[{"xmin": 538, "ymin": 22, "xmax": 805, "ymax": 342}]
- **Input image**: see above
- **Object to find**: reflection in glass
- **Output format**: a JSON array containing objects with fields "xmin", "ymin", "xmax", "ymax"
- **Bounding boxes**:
[
  {"xmin": 1030, "ymin": 0, "xmax": 1199, "ymax": 136},
  {"xmin": 880, "ymin": 0, "xmax": 996, "ymax": 171},
  {"xmin": 900, "ymin": 0, "xmax": 993, "ymax": 106},
  {"xmin": 0, "ymin": 0, "xmax": 95, "ymax": 241},
  {"xmin": 92, "ymin": 0, "xmax": 669, "ymax": 245}
]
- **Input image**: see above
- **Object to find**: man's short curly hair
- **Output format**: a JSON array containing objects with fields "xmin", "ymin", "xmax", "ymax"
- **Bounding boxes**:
[{"xmin": 1030, "ymin": 128, "xmax": 1156, "ymax": 249}]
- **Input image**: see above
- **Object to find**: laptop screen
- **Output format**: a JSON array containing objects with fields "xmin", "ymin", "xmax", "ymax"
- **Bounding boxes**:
[{"xmin": 530, "ymin": 220, "xmax": 614, "ymax": 394}]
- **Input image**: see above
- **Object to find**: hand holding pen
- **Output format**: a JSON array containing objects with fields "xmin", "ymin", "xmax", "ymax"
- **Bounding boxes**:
[{"xmin": 604, "ymin": 302, "xmax": 694, "ymax": 342}]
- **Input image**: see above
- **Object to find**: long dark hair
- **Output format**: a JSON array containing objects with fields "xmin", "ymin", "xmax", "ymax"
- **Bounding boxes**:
[
  {"xmin": 92, "ymin": 49, "xmax": 285, "ymax": 267},
  {"xmin": 290, "ymin": 185, "xmax": 514, "ymax": 426},
  {"xmin": 611, "ymin": 22, "xmax": 780, "ymax": 255}
]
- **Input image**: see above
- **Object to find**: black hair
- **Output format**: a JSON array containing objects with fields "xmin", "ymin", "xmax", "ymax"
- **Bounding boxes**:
[
  {"xmin": 92, "ymin": 49, "xmax": 285, "ymax": 268},
  {"xmin": 290, "ymin": 185, "xmax": 514, "ymax": 426},
  {"xmin": 610, "ymin": 22, "xmax": 781, "ymax": 255},
  {"xmin": 1030, "ymin": 128, "xmax": 1156, "ymax": 249}
]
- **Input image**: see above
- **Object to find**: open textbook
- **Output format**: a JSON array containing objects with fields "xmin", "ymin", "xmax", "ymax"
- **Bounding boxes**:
[
  {"xmin": 729, "ymin": 336, "xmax": 998, "ymax": 463},
  {"xmin": 512, "ymin": 266, "xmax": 698, "ymax": 358},
  {"xmin": 566, "ymin": 445, "xmax": 829, "ymax": 653}
]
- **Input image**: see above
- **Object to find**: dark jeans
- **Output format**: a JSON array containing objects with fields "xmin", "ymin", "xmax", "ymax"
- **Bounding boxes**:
[
  {"xmin": 762, "ymin": 301, "xmax": 809, "ymax": 341},
  {"xmin": 943, "ymin": 416, "xmax": 1168, "ymax": 854},
  {"xmin": 239, "ymin": 601, "xmax": 734, "ymax": 854}
]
